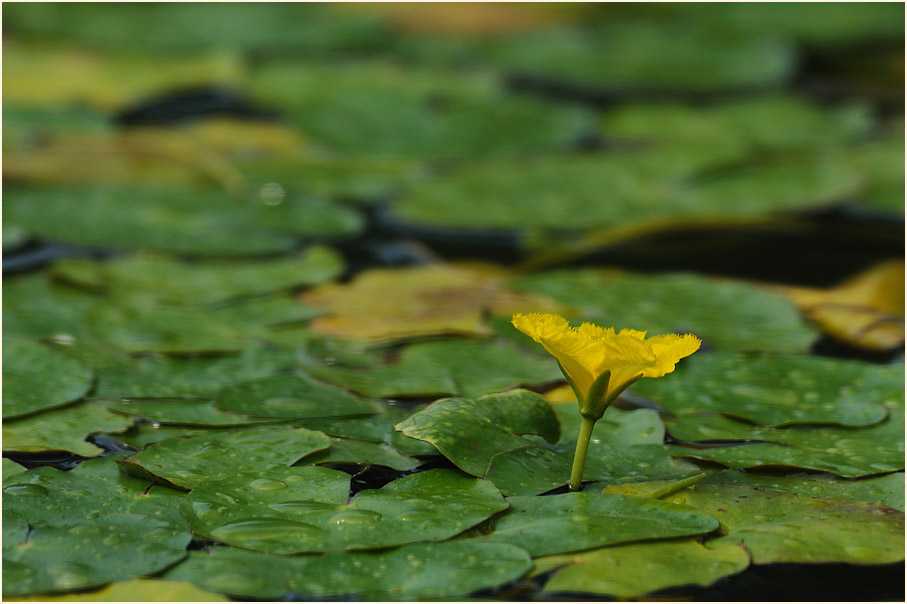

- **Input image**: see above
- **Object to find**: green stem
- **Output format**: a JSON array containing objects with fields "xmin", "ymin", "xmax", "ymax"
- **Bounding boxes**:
[{"xmin": 569, "ymin": 415, "xmax": 597, "ymax": 491}]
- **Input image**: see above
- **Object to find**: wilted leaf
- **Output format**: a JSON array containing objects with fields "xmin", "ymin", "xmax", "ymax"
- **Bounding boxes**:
[
  {"xmin": 301, "ymin": 263, "xmax": 560, "ymax": 343},
  {"xmin": 783, "ymin": 260, "xmax": 905, "ymax": 351}
]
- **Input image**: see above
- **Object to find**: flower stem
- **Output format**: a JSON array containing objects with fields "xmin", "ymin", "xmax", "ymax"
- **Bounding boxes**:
[{"xmin": 569, "ymin": 415, "xmax": 597, "ymax": 491}]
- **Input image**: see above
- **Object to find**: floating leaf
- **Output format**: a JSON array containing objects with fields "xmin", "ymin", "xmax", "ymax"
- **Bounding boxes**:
[
  {"xmin": 3, "ymin": 339, "xmax": 94, "ymax": 419},
  {"xmin": 550, "ymin": 404, "xmax": 665, "ymax": 448},
  {"xmin": 51, "ymin": 247, "xmax": 343, "ymax": 306},
  {"xmin": 703, "ymin": 470, "xmax": 905, "ymax": 513},
  {"xmin": 215, "ymin": 372, "xmax": 380, "ymax": 419},
  {"xmin": 301, "ymin": 438, "xmax": 421, "ymax": 471},
  {"xmin": 299, "ymin": 409, "xmax": 439, "ymax": 457},
  {"xmin": 475, "ymin": 491, "xmax": 717, "ymax": 556},
  {"xmin": 634, "ymin": 353, "xmax": 899, "ymax": 426},
  {"xmin": 2, "ymin": 401, "xmax": 135, "ymax": 457},
  {"xmin": 250, "ymin": 60, "xmax": 591, "ymax": 160},
  {"xmin": 2, "ymin": 459, "xmax": 26, "ymax": 481},
  {"xmin": 783, "ymin": 260, "xmax": 905, "ymax": 351},
  {"xmin": 2, "ymin": 456, "xmax": 186, "ymax": 531},
  {"xmin": 182, "ymin": 467, "xmax": 507, "ymax": 553},
  {"xmin": 300, "ymin": 263, "xmax": 560, "ymax": 343},
  {"xmin": 94, "ymin": 347, "xmax": 301, "ymax": 399},
  {"xmin": 6, "ymin": 578, "xmax": 228, "ymax": 602},
  {"xmin": 163, "ymin": 547, "xmax": 304, "ymax": 600},
  {"xmin": 507, "ymin": 270, "xmax": 818, "ymax": 353},
  {"xmin": 104, "ymin": 399, "xmax": 278, "ymax": 427},
  {"xmin": 83, "ymin": 296, "xmax": 319, "ymax": 355},
  {"xmin": 286, "ymin": 541, "xmax": 532, "ymax": 600},
  {"xmin": 666, "ymin": 406, "xmax": 904, "ymax": 477},
  {"xmin": 395, "ymin": 389, "xmax": 560, "ymax": 477},
  {"xmin": 535, "ymin": 540, "xmax": 750, "ymax": 598},
  {"xmin": 597, "ymin": 473, "xmax": 708, "ymax": 499},
  {"xmin": 120, "ymin": 425, "xmax": 330, "ymax": 489},
  {"xmin": 2, "ymin": 513, "xmax": 191, "ymax": 598},
  {"xmin": 310, "ymin": 339, "xmax": 563, "ymax": 399},
  {"xmin": 2, "ymin": 274, "xmax": 98, "ymax": 340},
  {"xmin": 671, "ymin": 483, "xmax": 905, "ymax": 564}
]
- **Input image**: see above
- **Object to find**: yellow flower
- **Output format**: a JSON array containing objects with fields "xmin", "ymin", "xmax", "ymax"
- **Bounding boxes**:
[{"xmin": 512, "ymin": 312, "xmax": 700, "ymax": 418}]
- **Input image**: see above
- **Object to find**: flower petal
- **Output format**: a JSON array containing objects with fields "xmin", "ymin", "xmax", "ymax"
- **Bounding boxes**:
[
  {"xmin": 600, "ymin": 333, "xmax": 657, "ymax": 393},
  {"xmin": 642, "ymin": 333, "xmax": 702, "ymax": 378},
  {"xmin": 512, "ymin": 313, "xmax": 601, "ymax": 396}
]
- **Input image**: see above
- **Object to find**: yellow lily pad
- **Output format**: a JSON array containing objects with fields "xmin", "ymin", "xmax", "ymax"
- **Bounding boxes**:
[
  {"xmin": 6, "ymin": 578, "xmax": 228, "ymax": 602},
  {"xmin": 782, "ymin": 260, "xmax": 905, "ymax": 351},
  {"xmin": 301, "ymin": 263, "xmax": 560, "ymax": 343}
]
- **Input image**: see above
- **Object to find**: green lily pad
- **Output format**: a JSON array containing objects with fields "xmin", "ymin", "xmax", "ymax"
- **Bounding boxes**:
[
  {"xmin": 484, "ymin": 22, "xmax": 794, "ymax": 92},
  {"xmin": 485, "ymin": 442, "xmax": 702, "ymax": 496},
  {"xmin": 298, "ymin": 408, "xmax": 440, "ymax": 457},
  {"xmin": 215, "ymin": 372, "xmax": 380, "ymax": 419},
  {"xmin": 111, "ymin": 423, "xmax": 223, "ymax": 450},
  {"xmin": 507, "ymin": 270, "xmax": 818, "ymax": 353},
  {"xmin": 535, "ymin": 539, "xmax": 750, "ymax": 598},
  {"xmin": 3, "ymin": 339, "xmax": 94, "ymax": 419},
  {"xmin": 667, "ymin": 409, "xmax": 904, "ymax": 478},
  {"xmin": 3, "ymin": 459, "xmax": 26, "ymax": 481},
  {"xmin": 3, "ymin": 185, "xmax": 299, "ymax": 257},
  {"xmin": 288, "ymin": 541, "xmax": 532, "ymax": 600},
  {"xmin": 597, "ymin": 473, "xmax": 709, "ymax": 499},
  {"xmin": 310, "ymin": 339, "xmax": 564, "ymax": 399},
  {"xmin": 475, "ymin": 491, "xmax": 717, "ymax": 556},
  {"xmin": 2, "ymin": 401, "xmax": 136, "ymax": 457},
  {"xmin": 703, "ymin": 470, "xmax": 905, "ymax": 512},
  {"xmin": 3, "ymin": 223, "xmax": 30, "ymax": 252},
  {"xmin": 395, "ymin": 389, "xmax": 560, "ymax": 477},
  {"xmin": 2, "ymin": 513, "xmax": 191, "ymax": 597},
  {"xmin": 119, "ymin": 425, "xmax": 330, "ymax": 489},
  {"xmin": 2, "ymin": 273, "xmax": 98, "ymax": 340},
  {"xmin": 105, "ymin": 399, "xmax": 279, "ymax": 427},
  {"xmin": 300, "ymin": 437, "xmax": 421, "ymax": 471},
  {"xmin": 2, "ymin": 456, "xmax": 186, "ymax": 531},
  {"xmin": 50, "ymin": 246, "xmax": 343, "ymax": 306},
  {"xmin": 550, "ymin": 404, "xmax": 665, "ymax": 448},
  {"xmin": 182, "ymin": 467, "xmax": 507, "ymax": 553},
  {"xmin": 671, "ymin": 483, "xmax": 905, "ymax": 564},
  {"xmin": 94, "ymin": 347, "xmax": 301, "ymax": 399},
  {"xmin": 83, "ymin": 296, "xmax": 319, "ymax": 355},
  {"xmin": 634, "ymin": 353, "xmax": 899, "ymax": 427},
  {"xmin": 847, "ymin": 135, "xmax": 906, "ymax": 214},
  {"xmin": 394, "ymin": 150, "xmax": 860, "ymax": 232},
  {"xmin": 163, "ymin": 547, "xmax": 305, "ymax": 600},
  {"xmin": 250, "ymin": 60, "xmax": 591, "ymax": 160},
  {"xmin": 7, "ymin": 578, "xmax": 229, "ymax": 602},
  {"xmin": 602, "ymin": 95, "xmax": 872, "ymax": 163}
]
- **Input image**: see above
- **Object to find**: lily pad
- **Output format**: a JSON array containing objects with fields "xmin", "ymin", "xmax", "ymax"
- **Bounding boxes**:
[
  {"xmin": 634, "ymin": 353, "xmax": 899, "ymax": 426},
  {"xmin": 94, "ymin": 347, "xmax": 301, "ymax": 399},
  {"xmin": 6, "ymin": 578, "xmax": 228, "ymax": 602},
  {"xmin": 2, "ymin": 401, "xmax": 136, "ymax": 457},
  {"xmin": 484, "ymin": 22, "xmax": 794, "ymax": 92},
  {"xmin": 51, "ymin": 246, "xmax": 343, "ymax": 306},
  {"xmin": 535, "ymin": 539, "xmax": 750, "ymax": 598},
  {"xmin": 310, "ymin": 339, "xmax": 564, "ymax": 399},
  {"xmin": 597, "ymin": 473, "xmax": 709, "ymax": 499},
  {"xmin": 703, "ymin": 470, "xmax": 905, "ymax": 512},
  {"xmin": 104, "ymin": 399, "xmax": 279, "ymax": 427},
  {"xmin": 300, "ymin": 438, "xmax": 421, "ymax": 471},
  {"xmin": 250, "ymin": 60, "xmax": 592, "ymax": 160},
  {"xmin": 393, "ymin": 148, "xmax": 861, "ymax": 233},
  {"xmin": 3, "ymin": 456, "xmax": 186, "ymax": 531},
  {"xmin": 507, "ymin": 270, "xmax": 819, "ymax": 353},
  {"xmin": 3, "ymin": 513, "xmax": 191, "ymax": 598},
  {"xmin": 215, "ymin": 372, "xmax": 380, "ymax": 419},
  {"xmin": 671, "ymin": 483, "xmax": 905, "ymax": 564},
  {"xmin": 395, "ymin": 389, "xmax": 560, "ymax": 477},
  {"xmin": 666, "ymin": 406, "xmax": 905, "ymax": 477},
  {"xmin": 3, "ymin": 339, "xmax": 94, "ymax": 419},
  {"xmin": 2, "ymin": 274, "xmax": 99, "ymax": 340},
  {"xmin": 181, "ymin": 467, "xmax": 507, "ymax": 553},
  {"xmin": 83, "ymin": 296, "xmax": 319, "ymax": 355},
  {"xmin": 119, "ymin": 425, "xmax": 330, "ymax": 489},
  {"xmin": 3, "ymin": 185, "xmax": 299, "ymax": 257},
  {"xmin": 550, "ymin": 404, "xmax": 665, "ymax": 448},
  {"xmin": 300, "ymin": 263, "xmax": 561, "ymax": 343},
  {"xmin": 475, "ymin": 491, "xmax": 717, "ymax": 556},
  {"xmin": 287, "ymin": 541, "xmax": 532, "ymax": 600},
  {"xmin": 3, "ymin": 459, "xmax": 27, "ymax": 481},
  {"xmin": 163, "ymin": 547, "xmax": 305, "ymax": 599}
]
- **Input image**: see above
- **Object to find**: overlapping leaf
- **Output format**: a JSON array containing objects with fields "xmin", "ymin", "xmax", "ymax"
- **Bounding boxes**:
[
  {"xmin": 3, "ymin": 339, "xmax": 94, "ymax": 419},
  {"xmin": 2, "ymin": 401, "xmax": 136, "ymax": 457}
]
